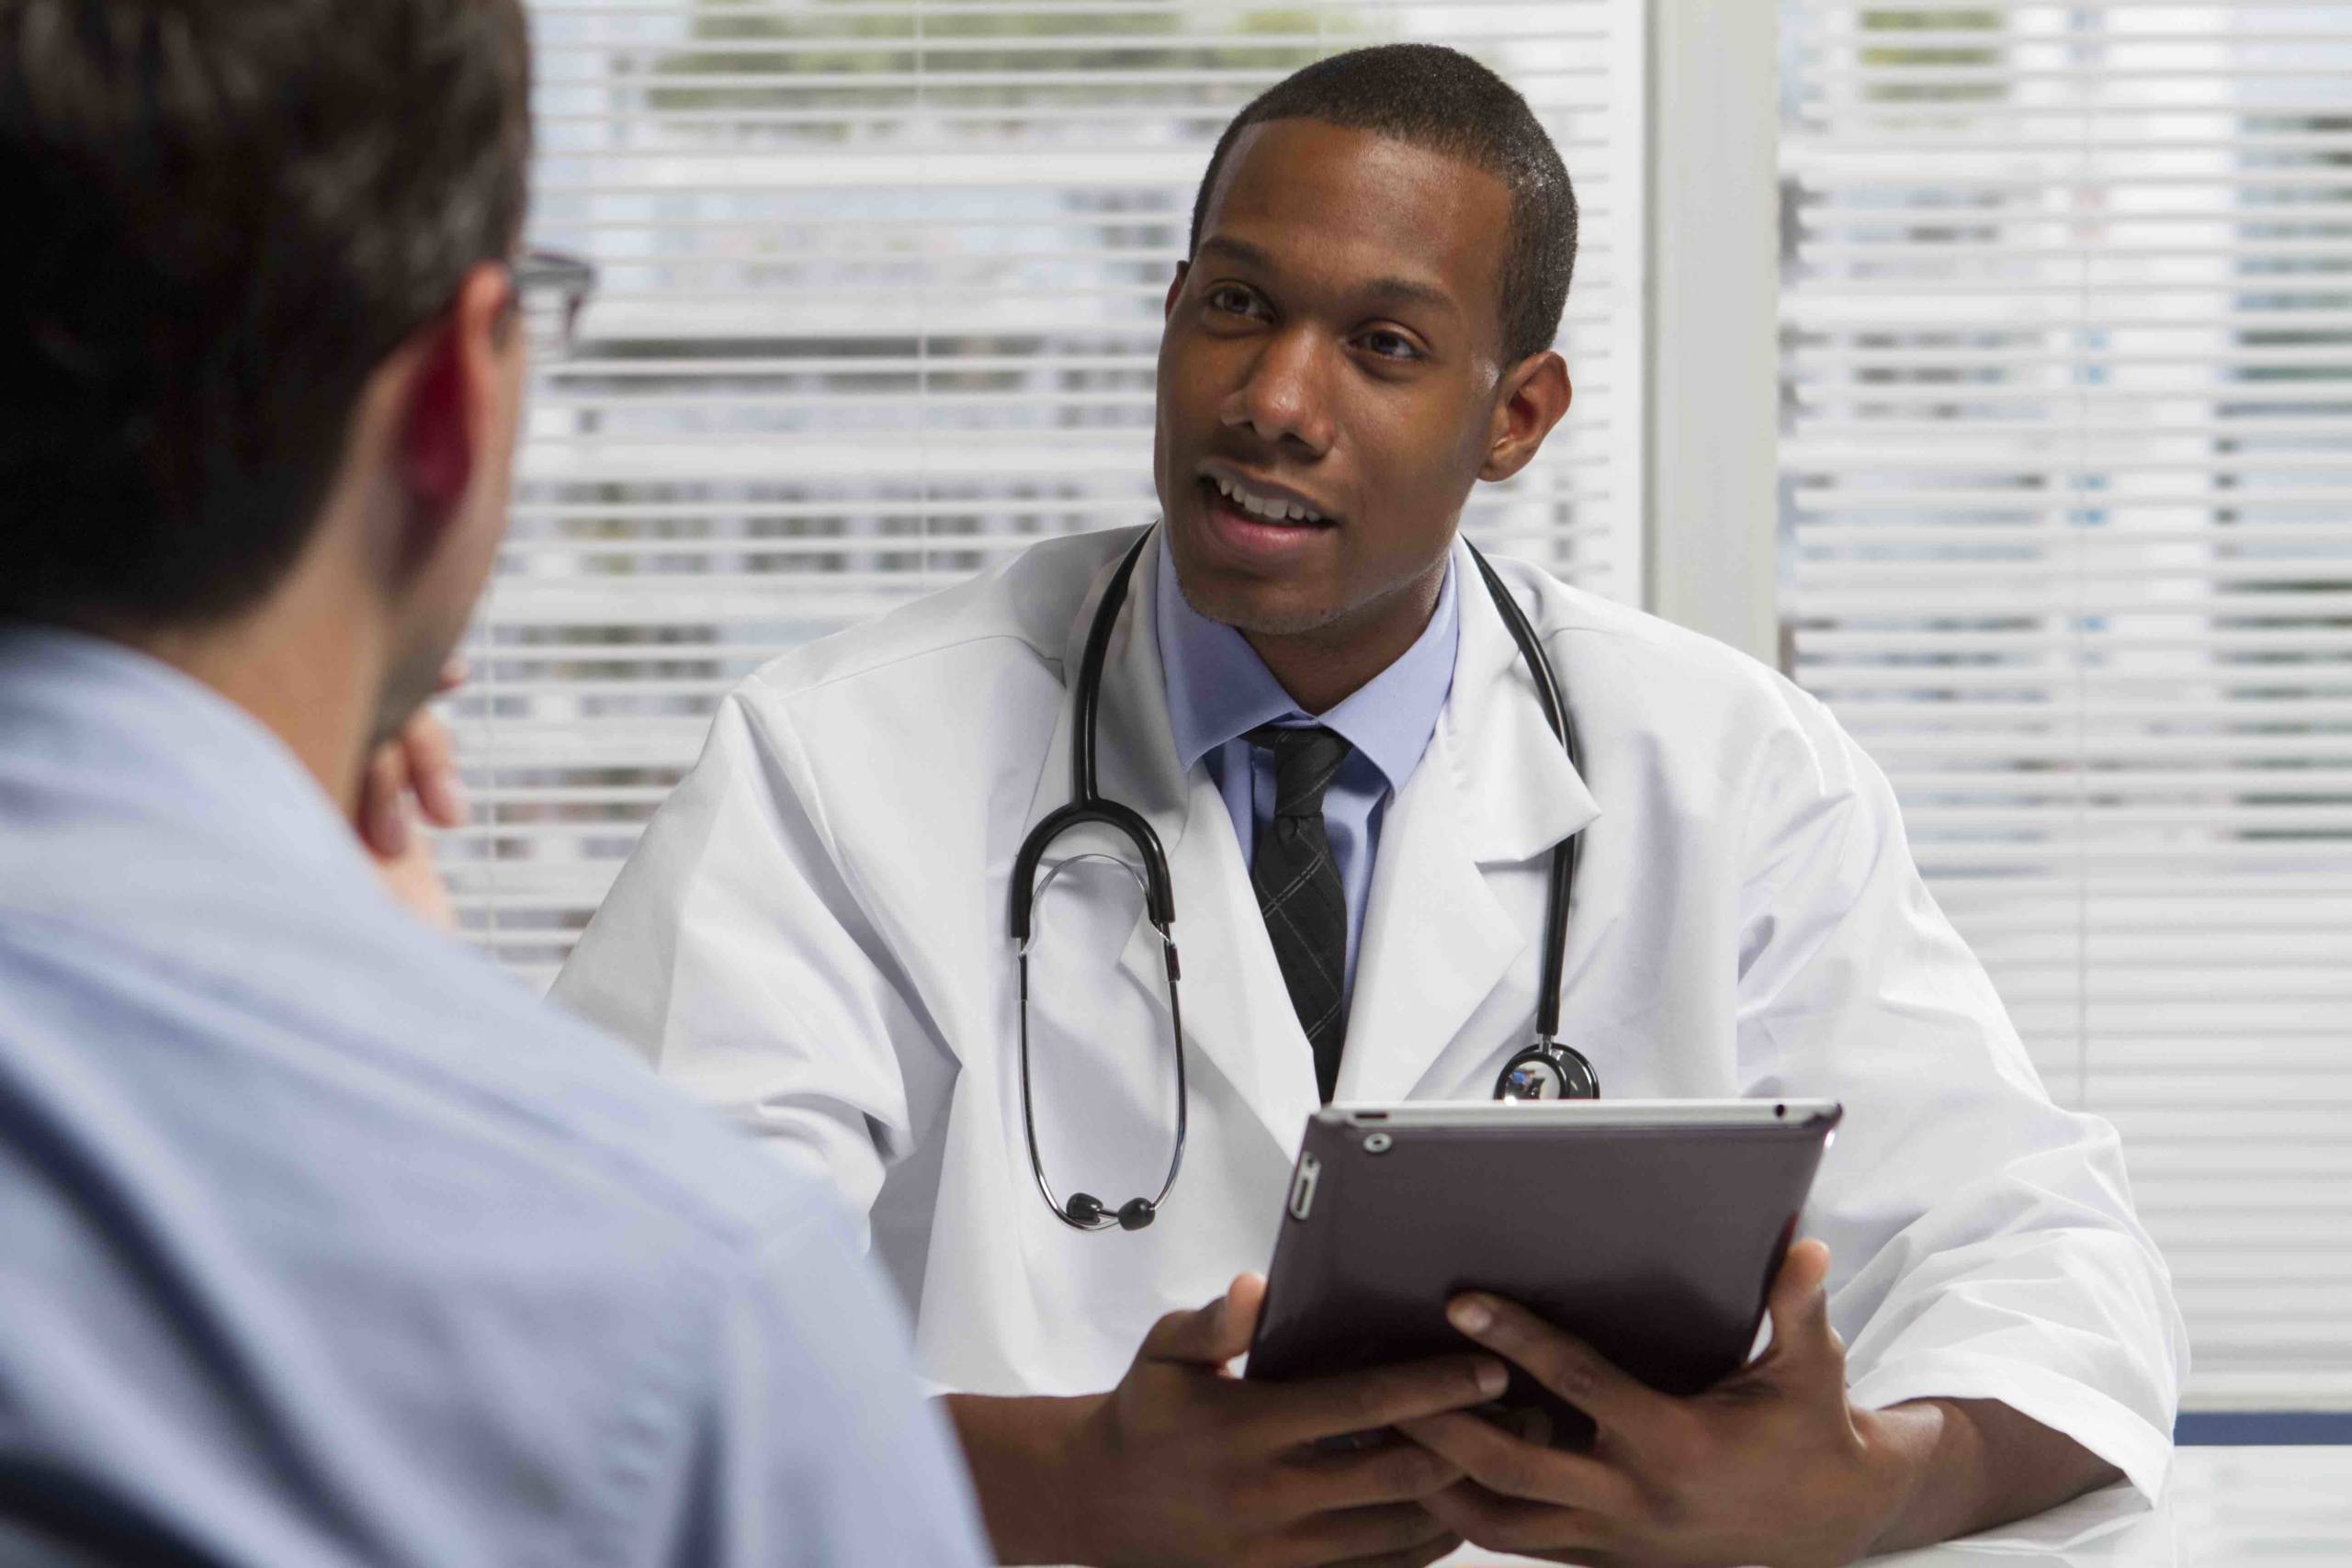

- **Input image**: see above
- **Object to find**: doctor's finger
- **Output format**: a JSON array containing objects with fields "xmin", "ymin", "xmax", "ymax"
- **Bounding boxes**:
[
  {"xmin": 1241, "ymin": 1354, "xmax": 1509, "ymax": 1450},
  {"xmin": 1263, "ymin": 1501, "xmax": 1456, "ymax": 1568},
  {"xmin": 1394, "ymin": 1412, "xmax": 1635, "ymax": 1515},
  {"xmin": 1274, "ymin": 1437, "xmax": 1463, "ymax": 1512},
  {"xmin": 1141, "ymin": 1273, "xmax": 1265, "ymax": 1368},
  {"xmin": 1321, "ymin": 1532, "xmax": 1464, "ymax": 1568},
  {"xmin": 1445, "ymin": 1295, "xmax": 1662, "ymax": 1438},
  {"xmin": 1421, "ymin": 1483, "xmax": 1619, "ymax": 1564}
]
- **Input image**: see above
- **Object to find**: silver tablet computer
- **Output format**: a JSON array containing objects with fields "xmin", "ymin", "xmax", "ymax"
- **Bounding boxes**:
[{"xmin": 1247, "ymin": 1099, "xmax": 1844, "ymax": 1446}]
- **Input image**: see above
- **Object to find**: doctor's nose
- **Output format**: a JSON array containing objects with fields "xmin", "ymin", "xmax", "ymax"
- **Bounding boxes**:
[{"xmin": 1222, "ymin": 328, "xmax": 1335, "ymax": 458}]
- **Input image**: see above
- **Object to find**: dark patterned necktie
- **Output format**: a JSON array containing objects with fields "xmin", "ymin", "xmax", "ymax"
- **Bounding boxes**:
[{"xmin": 1246, "ymin": 724, "xmax": 1354, "ymax": 1103}]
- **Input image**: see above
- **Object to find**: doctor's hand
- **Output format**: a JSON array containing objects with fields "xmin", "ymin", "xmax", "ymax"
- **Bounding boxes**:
[
  {"xmin": 1055, "ymin": 1273, "xmax": 1504, "ymax": 1568},
  {"xmin": 1398, "ymin": 1240, "xmax": 1912, "ymax": 1568}
]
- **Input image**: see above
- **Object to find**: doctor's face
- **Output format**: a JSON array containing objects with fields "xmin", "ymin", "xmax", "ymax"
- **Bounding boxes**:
[{"xmin": 1155, "ymin": 119, "xmax": 1564, "ymax": 646}]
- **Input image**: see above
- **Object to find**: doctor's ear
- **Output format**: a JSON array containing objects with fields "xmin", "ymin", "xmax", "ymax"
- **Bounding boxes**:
[
  {"xmin": 1164, "ymin": 260, "xmax": 1191, "ymax": 322},
  {"xmin": 1478, "ymin": 351, "xmax": 1572, "ymax": 484}
]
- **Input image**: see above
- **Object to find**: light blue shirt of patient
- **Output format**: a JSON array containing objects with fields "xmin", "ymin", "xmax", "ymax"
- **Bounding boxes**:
[
  {"xmin": 0, "ymin": 631, "xmax": 986, "ymax": 1568},
  {"xmin": 1155, "ymin": 547, "xmax": 1461, "ymax": 1001}
]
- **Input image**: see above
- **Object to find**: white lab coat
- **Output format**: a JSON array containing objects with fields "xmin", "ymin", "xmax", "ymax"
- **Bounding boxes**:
[{"xmin": 553, "ymin": 526, "xmax": 2188, "ymax": 1501}]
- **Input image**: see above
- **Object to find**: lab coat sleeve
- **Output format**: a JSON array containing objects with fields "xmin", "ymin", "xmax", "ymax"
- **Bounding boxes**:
[
  {"xmin": 551, "ymin": 690, "xmax": 932, "ymax": 1226},
  {"xmin": 1733, "ymin": 684, "xmax": 2188, "ymax": 1505}
]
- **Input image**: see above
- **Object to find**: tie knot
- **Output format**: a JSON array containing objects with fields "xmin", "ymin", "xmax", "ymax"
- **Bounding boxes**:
[{"xmin": 1246, "ymin": 724, "xmax": 1353, "ymax": 818}]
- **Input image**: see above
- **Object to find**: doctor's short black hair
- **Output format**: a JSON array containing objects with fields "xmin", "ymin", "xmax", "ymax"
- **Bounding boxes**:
[
  {"xmin": 1186, "ymin": 43, "xmax": 1577, "ymax": 366},
  {"xmin": 0, "ymin": 0, "xmax": 531, "ymax": 631}
]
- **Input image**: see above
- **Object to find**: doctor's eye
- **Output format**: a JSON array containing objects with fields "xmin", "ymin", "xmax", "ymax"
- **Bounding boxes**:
[
  {"xmin": 1358, "ymin": 328, "xmax": 1425, "ymax": 363},
  {"xmin": 1204, "ymin": 283, "xmax": 1268, "ymax": 321}
]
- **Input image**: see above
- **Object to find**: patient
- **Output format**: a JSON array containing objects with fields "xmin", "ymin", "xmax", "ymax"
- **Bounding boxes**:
[{"xmin": 0, "ymin": 2, "xmax": 983, "ymax": 1562}]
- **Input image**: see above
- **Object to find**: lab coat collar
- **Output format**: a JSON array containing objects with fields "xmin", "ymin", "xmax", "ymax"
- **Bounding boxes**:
[
  {"xmin": 1442, "ymin": 536, "xmax": 1601, "ymax": 867},
  {"xmin": 1023, "ymin": 525, "xmax": 1190, "ymax": 845}
]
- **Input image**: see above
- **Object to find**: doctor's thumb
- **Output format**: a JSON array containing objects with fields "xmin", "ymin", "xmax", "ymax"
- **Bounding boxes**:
[
  {"xmin": 1765, "ymin": 1238, "xmax": 1838, "ymax": 1357},
  {"xmin": 1146, "ymin": 1273, "xmax": 1267, "ymax": 1368}
]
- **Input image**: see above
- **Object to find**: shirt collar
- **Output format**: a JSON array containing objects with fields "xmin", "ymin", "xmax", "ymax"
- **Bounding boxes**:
[
  {"xmin": 0, "ymin": 626, "xmax": 379, "ymax": 893},
  {"xmin": 1156, "ymin": 541, "xmax": 1460, "ymax": 797}
]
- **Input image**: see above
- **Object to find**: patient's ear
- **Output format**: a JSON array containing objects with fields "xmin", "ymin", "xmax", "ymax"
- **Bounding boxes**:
[{"xmin": 393, "ymin": 263, "xmax": 516, "ymax": 564}]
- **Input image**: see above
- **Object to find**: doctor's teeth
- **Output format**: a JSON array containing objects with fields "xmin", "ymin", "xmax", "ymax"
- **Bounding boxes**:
[{"xmin": 1213, "ymin": 476, "xmax": 1323, "ymax": 525}]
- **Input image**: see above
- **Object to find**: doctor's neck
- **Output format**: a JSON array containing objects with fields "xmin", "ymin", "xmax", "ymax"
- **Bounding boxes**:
[{"xmin": 1237, "ymin": 556, "xmax": 1447, "ymax": 716}]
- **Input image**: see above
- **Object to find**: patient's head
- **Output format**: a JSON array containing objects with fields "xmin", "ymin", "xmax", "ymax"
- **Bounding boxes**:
[{"xmin": 0, "ymin": 0, "xmax": 532, "ymax": 741}]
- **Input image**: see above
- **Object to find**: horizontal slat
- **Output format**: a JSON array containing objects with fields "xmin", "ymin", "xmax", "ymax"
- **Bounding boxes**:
[
  {"xmin": 1792, "ymin": 521, "xmax": 2352, "ymax": 547},
  {"xmin": 1793, "ymin": 97, "xmax": 2352, "ymax": 125},
  {"xmin": 1796, "ymin": 173, "xmax": 2352, "ymax": 197},
  {"xmin": 537, "ymin": 30, "xmax": 1614, "ymax": 61},
  {"xmin": 1784, "ymin": 450, "xmax": 2352, "ymax": 478},
  {"xmin": 534, "ymin": 0, "xmax": 1606, "ymax": 15},
  {"xmin": 539, "ymin": 64, "xmax": 1613, "ymax": 93},
  {"xmin": 1788, "ymin": 347, "xmax": 2352, "ymax": 372},
  {"xmin": 1807, "ymin": 673, "xmax": 2352, "ymax": 699},
  {"xmin": 1801, "ymin": 30, "xmax": 2352, "ymax": 57},
  {"xmin": 1789, "ymin": 591, "xmax": 2352, "ymax": 617},
  {"xmin": 1785, "ymin": 304, "xmax": 2352, "ymax": 331},
  {"xmin": 1799, "ymin": 628, "xmax": 2352, "ymax": 655},
  {"xmin": 1792, "ymin": 559, "xmax": 2352, "ymax": 587}
]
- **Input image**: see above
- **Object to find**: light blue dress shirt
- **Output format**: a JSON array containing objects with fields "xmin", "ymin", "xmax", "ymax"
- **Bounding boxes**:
[
  {"xmin": 0, "ymin": 630, "xmax": 987, "ymax": 1568},
  {"xmin": 1156, "ymin": 550, "xmax": 1461, "ymax": 999}
]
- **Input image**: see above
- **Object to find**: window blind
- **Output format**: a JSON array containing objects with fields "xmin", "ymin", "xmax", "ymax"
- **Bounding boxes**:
[
  {"xmin": 1781, "ymin": 2, "xmax": 2352, "ymax": 1409},
  {"xmin": 447, "ymin": 0, "xmax": 1647, "ymax": 987}
]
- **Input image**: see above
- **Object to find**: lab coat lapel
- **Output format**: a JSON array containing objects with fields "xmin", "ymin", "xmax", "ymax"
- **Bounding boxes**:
[
  {"xmin": 1334, "ymin": 540, "xmax": 1602, "ymax": 1105},
  {"xmin": 1116, "ymin": 783, "xmax": 1320, "ymax": 1155},
  {"xmin": 1335, "ymin": 736, "xmax": 1521, "ymax": 1104},
  {"xmin": 1019, "ymin": 529, "xmax": 1320, "ymax": 1156}
]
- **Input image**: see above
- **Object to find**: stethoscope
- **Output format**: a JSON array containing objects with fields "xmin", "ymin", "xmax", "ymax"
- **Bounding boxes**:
[{"xmin": 1009, "ymin": 528, "xmax": 1598, "ymax": 1233}]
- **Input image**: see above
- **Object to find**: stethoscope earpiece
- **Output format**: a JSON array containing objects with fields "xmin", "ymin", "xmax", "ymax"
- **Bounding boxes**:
[{"xmin": 1058, "ymin": 1192, "xmax": 1159, "ymax": 1231}]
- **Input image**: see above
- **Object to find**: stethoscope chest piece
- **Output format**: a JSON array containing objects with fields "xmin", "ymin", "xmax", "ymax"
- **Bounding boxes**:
[{"xmin": 1494, "ymin": 1042, "xmax": 1600, "ymax": 1101}]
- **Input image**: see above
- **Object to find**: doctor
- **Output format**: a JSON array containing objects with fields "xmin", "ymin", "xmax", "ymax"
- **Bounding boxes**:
[{"xmin": 557, "ymin": 43, "xmax": 2186, "ymax": 1568}]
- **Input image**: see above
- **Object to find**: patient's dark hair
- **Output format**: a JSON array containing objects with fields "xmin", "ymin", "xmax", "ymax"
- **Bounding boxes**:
[
  {"xmin": 0, "ymin": 0, "xmax": 531, "ymax": 630},
  {"xmin": 1187, "ymin": 42, "xmax": 1577, "ymax": 365}
]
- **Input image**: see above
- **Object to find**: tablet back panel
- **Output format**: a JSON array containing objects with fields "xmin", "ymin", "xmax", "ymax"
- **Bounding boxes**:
[{"xmin": 1248, "ymin": 1109, "xmax": 1838, "ymax": 1416}]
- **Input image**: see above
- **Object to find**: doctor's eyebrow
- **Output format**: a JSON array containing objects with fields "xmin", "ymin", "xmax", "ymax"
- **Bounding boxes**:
[{"xmin": 1193, "ymin": 235, "xmax": 1460, "ymax": 319}]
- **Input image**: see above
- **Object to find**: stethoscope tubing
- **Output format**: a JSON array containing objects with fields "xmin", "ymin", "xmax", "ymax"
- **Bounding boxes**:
[
  {"xmin": 1010, "ymin": 525, "xmax": 1595, "ymax": 1234},
  {"xmin": 1466, "ymin": 546, "xmax": 1579, "ymax": 1051}
]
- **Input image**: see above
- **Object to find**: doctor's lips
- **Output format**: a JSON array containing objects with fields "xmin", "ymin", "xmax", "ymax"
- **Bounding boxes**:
[{"xmin": 1196, "ymin": 463, "xmax": 1340, "ymax": 532}]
